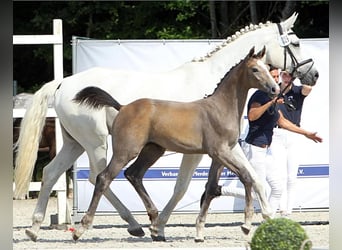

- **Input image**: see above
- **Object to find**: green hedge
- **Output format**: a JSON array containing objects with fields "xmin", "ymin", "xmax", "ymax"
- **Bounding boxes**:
[{"xmin": 250, "ymin": 217, "xmax": 312, "ymax": 250}]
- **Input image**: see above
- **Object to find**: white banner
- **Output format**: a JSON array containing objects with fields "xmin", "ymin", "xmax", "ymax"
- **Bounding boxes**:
[{"xmin": 73, "ymin": 38, "xmax": 329, "ymax": 213}]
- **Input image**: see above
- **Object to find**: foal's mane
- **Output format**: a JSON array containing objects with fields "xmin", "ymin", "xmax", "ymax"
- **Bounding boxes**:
[
  {"xmin": 204, "ymin": 58, "xmax": 245, "ymax": 99},
  {"xmin": 192, "ymin": 21, "xmax": 272, "ymax": 62}
]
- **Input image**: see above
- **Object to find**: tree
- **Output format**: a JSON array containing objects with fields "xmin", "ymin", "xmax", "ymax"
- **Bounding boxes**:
[
  {"xmin": 209, "ymin": 1, "xmax": 218, "ymax": 38},
  {"xmin": 249, "ymin": 1, "xmax": 258, "ymax": 24},
  {"xmin": 13, "ymin": 1, "xmax": 328, "ymax": 93},
  {"xmin": 282, "ymin": 0, "xmax": 297, "ymax": 20}
]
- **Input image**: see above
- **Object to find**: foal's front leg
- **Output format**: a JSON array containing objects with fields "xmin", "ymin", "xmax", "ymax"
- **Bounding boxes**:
[
  {"xmin": 195, "ymin": 160, "xmax": 223, "ymax": 242},
  {"xmin": 226, "ymin": 144, "xmax": 272, "ymax": 232},
  {"xmin": 195, "ymin": 144, "xmax": 272, "ymax": 242}
]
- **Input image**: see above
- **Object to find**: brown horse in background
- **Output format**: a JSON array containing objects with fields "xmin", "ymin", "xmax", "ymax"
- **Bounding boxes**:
[
  {"xmin": 13, "ymin": 117, "xmax": 56, "ymax": 186},
  {"xmin": 13, "ymin": 117, "xmax": 73, "ymax": 199},
  {"xmin": 71, "ymin": 47, "xmax": 279, "ymax": 241},
  {"xmin": 13, "ymin": 117, "xmax": 56, "ymax": 159},
  {"xmin": 13, "ymin": 93, "xmax": 57, "ymax": 188}
]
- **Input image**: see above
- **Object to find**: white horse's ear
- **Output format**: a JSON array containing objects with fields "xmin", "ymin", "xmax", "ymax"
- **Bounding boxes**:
[{"xmin": 282, "ymin": 12, "xmax": 298, "ymax": 30}]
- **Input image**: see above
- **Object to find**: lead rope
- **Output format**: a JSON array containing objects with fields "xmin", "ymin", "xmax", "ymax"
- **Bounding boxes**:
[{"xmin": 268, "ymin": 80, "xmax": 293, "ymax": 115}]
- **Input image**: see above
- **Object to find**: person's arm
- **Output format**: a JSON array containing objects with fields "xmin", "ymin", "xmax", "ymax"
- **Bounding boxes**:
[
  {"xmin": 277, "ymin": 110, "xmax": 322, "ymax": 143},
  {"xmin": 248, "ymin": 96, "xmax": 283, "ymax": 121},
  {"xmin": 248, "ymin": 100, "xmax": 273, "ymax": 121}
]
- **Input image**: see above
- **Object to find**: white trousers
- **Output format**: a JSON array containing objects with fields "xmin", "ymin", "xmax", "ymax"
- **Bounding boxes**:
[
  {"xmin": 271, "ymin": 128, "xmax": 301, "ymax": 214},
  {"xmin": 221, "ymin": 142, "xmax": 283, "ymax": 216}
]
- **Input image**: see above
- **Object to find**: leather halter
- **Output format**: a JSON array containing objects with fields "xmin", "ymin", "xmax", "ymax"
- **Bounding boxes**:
[{"xmin": 276, "ymin": 23, "xmax": 314, "ymax": 80}]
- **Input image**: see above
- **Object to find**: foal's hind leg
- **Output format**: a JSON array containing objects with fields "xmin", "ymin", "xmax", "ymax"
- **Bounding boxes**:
[
  {"xmin": 26, "ymin": 129, "xmax": 84, "ymax": 242},
  {"xmin": 124, "ymin": 143, "xmax": 165, "ymax": 225},
  {"xmin": 86, "ymin": 145, "xmax": 144, "ymax": 237},
  {"xmin": 73, "ymin": 155, "xmax": 130, "ymax": 241}
]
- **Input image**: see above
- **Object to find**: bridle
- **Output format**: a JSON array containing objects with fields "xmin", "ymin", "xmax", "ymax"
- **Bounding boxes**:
[
  {"xmin": 276, "ymin": 23, "xmax": 314, "ymax": 80},
  {"xmin": 267, "ymin": 23, "xmax": 315, "ymax": 114}
]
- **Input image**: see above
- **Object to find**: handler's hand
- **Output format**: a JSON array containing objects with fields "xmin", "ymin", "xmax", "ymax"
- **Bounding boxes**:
[{"xmin": 305, "ymin": 132, "xmax": 323, "ymax": 143}]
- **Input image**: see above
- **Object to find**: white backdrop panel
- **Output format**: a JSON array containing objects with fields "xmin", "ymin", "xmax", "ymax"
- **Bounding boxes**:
[{"xmin": 73, "ymin": 38, "xmax": 329, "ymax": 213}]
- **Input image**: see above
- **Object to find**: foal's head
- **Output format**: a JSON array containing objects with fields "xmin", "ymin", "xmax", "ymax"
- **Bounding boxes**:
[{"xmin": 244, "ymin": 46, "xmax": 280, "ymax": 96}]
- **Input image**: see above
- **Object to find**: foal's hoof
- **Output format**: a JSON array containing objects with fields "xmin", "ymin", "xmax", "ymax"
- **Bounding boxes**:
[
  {"xmin": 241, "ymin": 224, "xmax": 251, "ymax": 235},
  {"xmin": 25, "ymin": 229, "xmax": 38, "ymax": 242},
  {"xmin": 128, "ymin": 227, "xmax": 145, "ymax": 237},
  {"xmin": 72, "ymin": 230, "xmax": 83, "ymax": 242},
  {"xmin": 194, "ymin": 238, "xmax": 205, "ymax": 243},
  {"xmin": 72, "ymin": 233, "xmax": 79, "ymax": 242},
  {"xmin": 262, "ymin": 213, "xmax": 273, "ymax": 220},
  {"xmin": 151, "ymin": 234, "xmax": 166, "ymax": 241}
]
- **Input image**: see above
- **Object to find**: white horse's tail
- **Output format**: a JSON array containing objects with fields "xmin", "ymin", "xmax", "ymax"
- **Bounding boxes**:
[{"xmin": 13, "ymin": 79, "xmax": 61, "ymax": 199}]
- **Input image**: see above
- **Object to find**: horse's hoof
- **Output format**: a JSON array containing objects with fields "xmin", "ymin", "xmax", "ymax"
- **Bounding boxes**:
[
  {"xmin": 72, "ymin": 231, "xmax": 82, "ymax": 242},
  {"xmin": 151, "ymin": 234, "xmax": 166, "ymax": 241},
  {"xmin": 127, "ymin": 227, "xmax": 145, "ymax": 237},
  {"xmin": 25, "ymin": 229, "xmax": 38, "ymax": 242},
  {"xmin": 241, "ymin": 224, "xmax": 251, "ymax": 235},
  {"xmin": 262, "ymin": 213, "xmax": 273, "ymax": 220},
  {"xmin": 194, "ymin": 238, "xmax": 204, "ymax": 243}
]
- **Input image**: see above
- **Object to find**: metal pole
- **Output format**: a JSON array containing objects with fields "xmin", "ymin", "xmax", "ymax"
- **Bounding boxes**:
[
  {"xmin": 72, "ymin": 162, "xmax": 80, "ymax": 221},
  {"xmin": 13, "ymin": 80, "xmax": 17, "ymax": 96}
]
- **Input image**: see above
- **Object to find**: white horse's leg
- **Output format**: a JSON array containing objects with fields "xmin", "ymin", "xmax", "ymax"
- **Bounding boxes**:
[
  {"xmin": 85, "ymin": 139, "xmax": 144, "ymax": 237},
  {"xmin": 26, "ymin": 128, "xmax": 84, "ymax": 242},
  {"xmin": 150, "ymin": 154, "xmax": 203, "ymax": 241}
]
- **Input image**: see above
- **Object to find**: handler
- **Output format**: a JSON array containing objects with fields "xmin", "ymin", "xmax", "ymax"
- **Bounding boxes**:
[
  {"xmin": 220, "ymin": 67, "xmax": 322, "ymax": 217},
  {"xmin": 271, "ymin": 70, "xmax": 313, "ymax": 216}
]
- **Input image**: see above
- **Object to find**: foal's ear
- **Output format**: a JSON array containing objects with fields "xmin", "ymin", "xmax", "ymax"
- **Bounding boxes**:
[
  {"xmin": 247, "ymin": 46, "xmax": 255, "ymax": 58},
  {"xmin": 256, "ymin": 46, "xmax": 266, "ymax": 59}
]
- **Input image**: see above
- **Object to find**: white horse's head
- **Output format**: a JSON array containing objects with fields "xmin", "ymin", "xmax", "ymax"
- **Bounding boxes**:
[
  {"xmin": 264, "ymin": 12, "xmax": 319, "ymax": 86},
  {"xmin": 194, "ymin": 12, "xmax": 319, "ymax": 87}
]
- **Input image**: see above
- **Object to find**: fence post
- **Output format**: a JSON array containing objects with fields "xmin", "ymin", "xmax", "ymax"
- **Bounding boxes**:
[{"xmin": 13, "ymin": 19, "xmax": 69, "ymax": 224}]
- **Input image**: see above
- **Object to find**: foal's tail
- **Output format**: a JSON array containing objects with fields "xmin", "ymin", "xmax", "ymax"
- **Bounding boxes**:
[
  {"xmin": 73, "ymin": 86, "xmax": 122, "ymax": 111},
  {"xmin": 13, "ymin": 79, "xmax": 61, "ymax": 199}
]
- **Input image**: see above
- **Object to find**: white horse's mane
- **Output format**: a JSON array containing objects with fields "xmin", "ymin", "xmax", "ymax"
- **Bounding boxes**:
[{"xmin": 191, "ymin": 21, "xmax": 272, "ymax": 62}]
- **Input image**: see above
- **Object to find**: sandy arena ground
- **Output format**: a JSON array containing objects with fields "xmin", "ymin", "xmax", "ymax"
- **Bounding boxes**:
[{"xmin": 13, "ymin": 197, "xmax": 329, "ymax": 249}]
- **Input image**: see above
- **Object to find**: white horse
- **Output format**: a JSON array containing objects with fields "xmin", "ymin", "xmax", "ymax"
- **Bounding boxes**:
[{"xmin": 14, "ymin": 13, "xmax": 319, "ymax": 242}]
